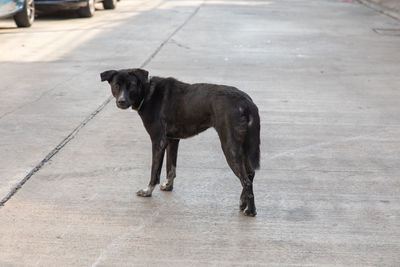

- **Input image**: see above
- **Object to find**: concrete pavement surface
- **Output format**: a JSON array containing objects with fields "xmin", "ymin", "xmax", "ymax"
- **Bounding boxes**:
[
  {"xmin": 368, "ymin": 0, "xmax": 400, "ymax": 12},
  {"xmin": 1, "ymin": 0, "xmax": 400, "ymax": 265},
  {"xmin": 359, "ymin": 0, "xmax": 400, "ymax": 20}
]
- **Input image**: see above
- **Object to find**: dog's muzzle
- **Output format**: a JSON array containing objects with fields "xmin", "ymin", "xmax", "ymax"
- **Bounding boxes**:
[{"xmin": 117, "ymin": 93, "xmax": 130, "ymax": 109}]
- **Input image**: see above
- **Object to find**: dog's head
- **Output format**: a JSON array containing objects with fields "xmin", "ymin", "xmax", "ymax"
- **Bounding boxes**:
[{"xmin": 100, "ymin": 68, "xmax": 149, "ymax": 110}]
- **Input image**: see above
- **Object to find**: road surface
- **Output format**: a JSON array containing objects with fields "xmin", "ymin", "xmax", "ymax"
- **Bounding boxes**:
[{"xmin": 1, "ymin": 0, "xmax": 400, "ymax": 265}]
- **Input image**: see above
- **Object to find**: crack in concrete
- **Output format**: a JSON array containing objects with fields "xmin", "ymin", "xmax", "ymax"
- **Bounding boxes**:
[
  {"xmin": 141, "ymin": 1, "xmax": 203, "ymax": 67},
  {"xmin": 0, "ymin": 0, "xmax": 204, "ymax": 207},
  {"xmin": 357, "ymin": 0, "xmax": 400, "ymax": 21},
  {"xmin": 0, "ymin": 97, "xmax": 111, "ymax": 206}
]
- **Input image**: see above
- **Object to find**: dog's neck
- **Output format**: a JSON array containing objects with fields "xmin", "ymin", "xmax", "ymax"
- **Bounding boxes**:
[
  {"xmin": 145, "ymin": 77, "xmax": 156, "ymax": 101},
  {"xmin": 134, "ymin": 76, "xmax": 154, "ymax": 113},
  {"xmin": 137, "ymin": 98, "xmax": 145, "ymax": 111}
]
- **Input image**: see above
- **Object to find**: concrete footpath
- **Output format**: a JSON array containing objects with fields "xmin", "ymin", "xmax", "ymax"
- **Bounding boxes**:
[
  {"xmin": 360, "ymin": 0, "xmax": 400, "ymax": 20},
  {"xmin": 1, "ymin": 0, "xmax": 400, "ymax": 265}
]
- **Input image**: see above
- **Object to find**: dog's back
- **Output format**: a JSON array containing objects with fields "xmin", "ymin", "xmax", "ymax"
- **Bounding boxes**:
[{"xmin": 152, "ymin": 77, "xmax": 260, "ymax": 170}]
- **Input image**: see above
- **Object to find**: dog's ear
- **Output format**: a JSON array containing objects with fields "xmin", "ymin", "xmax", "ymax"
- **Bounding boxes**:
[
  {"xmin": 129, "ymin": 68, "xmax": 149, "ymax": 85},
  {"xmin": 100, "ymin": 70, "xmax": 117, "ymax": 82}
]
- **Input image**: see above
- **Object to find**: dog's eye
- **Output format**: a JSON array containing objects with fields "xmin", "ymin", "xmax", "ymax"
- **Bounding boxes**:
[{"xmin": 112, "ymin": 84, "xmax": 120, "ymax": 96}]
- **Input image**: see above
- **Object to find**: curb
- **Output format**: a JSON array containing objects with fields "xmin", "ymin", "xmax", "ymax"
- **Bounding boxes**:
[{"xmin": 357, "ymin": 0, "xmax": 400, "ymax": 21}]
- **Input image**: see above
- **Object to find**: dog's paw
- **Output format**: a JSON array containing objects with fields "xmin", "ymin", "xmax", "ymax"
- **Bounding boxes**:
[
  {"xmin": 243, "ymin": 208, "xmax": 257, "ymax": 217},
  {"xmin": 136, "ymin": 188, "xmax": 152, "ymax": 197},
  {"xmin": 160, "ymin": 182, "xmax": 173, "ymax": 191},
  {"xmin": 239, "ymin": 199, "xmax": 247, "ymax": 211}
]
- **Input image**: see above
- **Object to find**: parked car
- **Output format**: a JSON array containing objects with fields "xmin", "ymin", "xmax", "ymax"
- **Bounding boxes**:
[
  {"xmin": 35, "ymin": 0, "xmax": 116, "ymax": 18},
  {"xmin": 0, "ymin": 0, "xmax": 35, "ymax": 27}
]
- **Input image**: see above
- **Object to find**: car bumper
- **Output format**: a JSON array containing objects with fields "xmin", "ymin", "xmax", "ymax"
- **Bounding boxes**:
[
  {"xmin": 35, "ymin": 0, "xmax": 87, "ymax": 10},
  {"xmin": 0, "ymin": 0, "xmax": 23, "ymax": 17}
]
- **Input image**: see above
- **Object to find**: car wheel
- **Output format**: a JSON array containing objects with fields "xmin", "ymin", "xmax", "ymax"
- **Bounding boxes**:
[
  {"xmin": 77, "ymin": 0, "xmax": 95, "ymax": 18},
  {"xmin": 103, "ymin": 0, "xmax": 116, "ymax": 9},
  {"xmin": 13, "ymin": 0, "xmax": 35, "ymax": 27}
]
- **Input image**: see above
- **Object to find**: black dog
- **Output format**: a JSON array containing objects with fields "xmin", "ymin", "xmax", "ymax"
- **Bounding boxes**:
[{"xmin": 100, "ymin": 68, "xmax": 260, "ymax": 216}]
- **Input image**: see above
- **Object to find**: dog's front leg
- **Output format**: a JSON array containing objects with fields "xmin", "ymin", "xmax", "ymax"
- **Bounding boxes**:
[{"xmin": 136, "ymin": 140, "xmax": 167, "ymax": 197}]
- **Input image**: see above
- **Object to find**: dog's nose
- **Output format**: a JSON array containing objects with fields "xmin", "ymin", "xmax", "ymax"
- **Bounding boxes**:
[{"xmin": 118, "ymin": 99, "xmax": 127, "ymax": 106}]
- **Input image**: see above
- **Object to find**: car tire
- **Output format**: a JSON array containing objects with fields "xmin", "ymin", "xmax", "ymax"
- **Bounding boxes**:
[
  {"xmin": 13, "ymin": 0, "xmax": 35, "ymax": 27},
  {"xmin": 77, "ymin": 0, "xmax": 95, "ymax": 18},
  {"xmin": 103, "ymin": 0, "xmax": 116, "ymax": 9}
]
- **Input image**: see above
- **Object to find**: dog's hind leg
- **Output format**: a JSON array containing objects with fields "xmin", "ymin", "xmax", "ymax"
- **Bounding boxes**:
[
  {"xmin": 239, "ymin": 158, "xmax": 255, "ymax": 211},
  {"xmin": 217, "ymin": 112, "xmax": 256, "ymax": 216},
  {"xmin": 220, "ymin": 137, "xmax": 257, "ymax": 217},
  {"xmin": 160, "ymin": 139, "xmax": 180, "ymax": 191},
  {"xmin": 237, "ymin": 159, "xmax": 256, "ymax": 217}
]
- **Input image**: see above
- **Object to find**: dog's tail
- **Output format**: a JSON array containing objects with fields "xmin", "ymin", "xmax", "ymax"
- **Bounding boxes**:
[{"xmin": 244, "ymin": 103, "xmax": 260, "ymax": 170}]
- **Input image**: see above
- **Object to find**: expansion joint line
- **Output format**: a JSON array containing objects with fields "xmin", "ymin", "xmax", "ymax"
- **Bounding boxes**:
[
  {"xmin": 0, "ymin": 1, "xmax": 203, "ymax": 207},
  {"xmin": 357, "ymin": 0, "xmax": 400, "ymax": 21}
]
